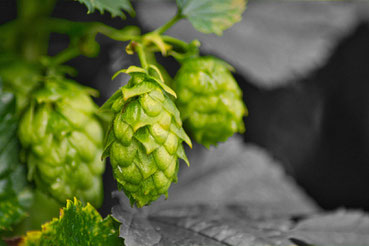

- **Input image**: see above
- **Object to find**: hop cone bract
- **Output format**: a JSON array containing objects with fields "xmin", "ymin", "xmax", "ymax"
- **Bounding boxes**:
[
  {"xmin": 102, "ymin": 65, "xmax": 191, "ymax": 208},
  {"xmin": 173, "ymin": 56, "xmax": 247, "ymax": 147},
  {"xmin": 18, "ymin": 77, "xmax": 105, "ymax": 207}
]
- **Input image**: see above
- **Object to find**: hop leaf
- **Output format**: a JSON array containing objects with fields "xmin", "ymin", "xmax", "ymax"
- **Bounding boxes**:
[
  {"xmin": 176, "ymin": 0, "xmax": 247, "ymax": 35},
  {"xmin": 18, "ymin": 77, "xmax": 105, "ymax": 208},
  {"xmin": 20, "ymin": 198, "xmax": 123, "ymax": 246},
  {"xmin": 0, "ymin": 85, "xmax": 32, "ymax": 231},
  {"xmin": 102, "ymin": 65, "xmax": 191, "ymax": 208},
  {"xmin": 173, "ymin": 56, "xmax": 247, "ymax": 148},
  {"xmin": 76, "ymin": 0, "xmax": 135, "ymax": 19}
]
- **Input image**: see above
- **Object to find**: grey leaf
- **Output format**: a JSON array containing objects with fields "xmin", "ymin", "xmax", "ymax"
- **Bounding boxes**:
[
  {"xmin": 290, "ymin": 210, "xmax": 369, "ymax": 246},
  {"xmin": 112, "ymin": 136, "xmax": 318, "ymax": 245},
  {"xmin": 137, "ymin": 0, "xmax": 367, "ymax": 87},
  {"xmin": 113, "ymin": 191, "xmax": 297, "ymax": 246},
  {"xmin": 150, "ymin": 204, "xmax": 295, "ymax": 246},
  {"xmin": 111, "ymin": 191, "xmax": 161, "ymax": 246},
  {"xmin": 151, "ymin": 136, "xmax": 318, "ymax": 216}
]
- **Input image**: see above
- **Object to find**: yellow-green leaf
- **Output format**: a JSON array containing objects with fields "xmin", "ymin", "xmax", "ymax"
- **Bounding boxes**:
[{"xmin": 21, "ymin": 198, "xmax": 123, "ymax": 246}]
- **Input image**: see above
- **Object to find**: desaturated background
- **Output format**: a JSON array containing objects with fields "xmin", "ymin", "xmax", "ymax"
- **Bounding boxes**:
[{"xmin": 1, "ymin": 0, "xmax": 369, "ymax": 215}]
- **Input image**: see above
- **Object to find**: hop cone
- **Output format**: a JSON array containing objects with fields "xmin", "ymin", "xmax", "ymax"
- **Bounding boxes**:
[
  {"xmin": 173, "ymin": 56, "xmax": 247, "ymax": 147},
  {"xmin": 102, "ymin": 65, "xmax": 191, "ymax": 208},
  {"xmin": 18, "ymin": 77, "xmax": 105, "ymax": 207}
]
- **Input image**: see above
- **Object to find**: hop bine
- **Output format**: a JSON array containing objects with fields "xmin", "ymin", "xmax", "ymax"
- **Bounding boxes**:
[
  {"xmin": 173, "ymin": 56, "xmax": 247, "ymax": 148},
  {"xmin": 18, "ymin": 76, "xmax": 105, "ymax": 207},
  {"xmin": 102, "ymin": 65, "xmax": 191, "ymax": 208}
]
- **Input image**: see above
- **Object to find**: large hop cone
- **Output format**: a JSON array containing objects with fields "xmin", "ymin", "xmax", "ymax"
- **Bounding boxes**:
[
  {"xmin": 18, "ymin": 77, "xmax": 105, "ymax": 207},
  {"xmin": 102, "ymin": 65, "xmax": 191, "ymax": 208},
  {"xmin": 173, "ymin": 56, "xmax": 247, "ymax": 147}
]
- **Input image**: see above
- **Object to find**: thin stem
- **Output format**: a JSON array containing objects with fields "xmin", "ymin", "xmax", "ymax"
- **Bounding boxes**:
[
  {"xmin": 135, "ymin": 43, "xmax": 148, "ymax": 69},
  {"xmin": 154, "ymin": 13, "xmax": 183, "ymax": 35},
  {"xmin": 161, "ymin": 35, "xmax": 189, "ymax": 51},
  {"xmin": 17, "ymin": 0, "xmax": 56, "ymax": 20},
  {"xmin": 51, "ymin": 46, "xmax": 80, "ymax": 65},
  {"xmin": 44, "ymin": 18, "xmax": 139, "ymax": 42},
  {"xmin": 95, "ymin": 23, "xmax": 139, "ymax": 42},
  {"xmin": 17, "ymin": 0, "xmax": 57, "ymax": 61}
]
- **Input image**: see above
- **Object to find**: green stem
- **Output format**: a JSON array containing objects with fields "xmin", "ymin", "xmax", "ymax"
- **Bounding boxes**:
[
  {"xmin": 135, "ymin": 43, "xmax": 148, "ymax": 69},
  {"xmin": 17, "ymin": 0, "xmax": 56, "ymax": 20},
  {"xmin": 43, "ymin": 18, "xmax": 139, "ymax": 42},
  {"xmin": 17, "ymin": 0, "xmax": 57, "ymax": 61},
  {"xmin": 154, "ymin": 13, "xmax": 183, "ymax": 35},
  {"xmin": 95, "ymin": 24, "xmax": 139, "ymax": 42},
  {"xmin": 51, "ymin": 46, "xmax": 81, "ymax": 66},
  {"xmin": 161, "ymin": 35, "xmax": 189, "ymax": 51}
]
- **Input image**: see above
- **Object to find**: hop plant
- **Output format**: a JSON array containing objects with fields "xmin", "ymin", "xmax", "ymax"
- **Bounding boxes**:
[
  {"xmin": 18, "ymin": 76, "xmax": 105, "ymax": 207},
  {"xmin": 173, "ymin": 56, "xmax": 247, "ymax": 147},
  {"xmin": 102, "ymin": 65, "xmax": 191, "ymax": 208}
]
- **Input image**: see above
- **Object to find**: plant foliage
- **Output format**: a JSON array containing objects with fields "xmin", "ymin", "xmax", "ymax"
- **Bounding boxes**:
[
  {"xmin": 0, "ymin": 85, "xmax": 32, "ymax": 232},
  {"xmin": 176, "ymin": 0, "xmax": 247, "ymax": 35},
  {"xmin": 21, "ymin": 198, "xmax": 123, "ymax": 246},
  {"xmin": 76, "ymin": 0, "xmax": 135, "ymax": 19}
]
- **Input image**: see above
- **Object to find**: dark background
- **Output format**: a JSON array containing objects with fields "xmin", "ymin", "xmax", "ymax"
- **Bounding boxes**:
[{"xmin": 1, "ymin": 0, "xmax": 369, "ymax": 215}]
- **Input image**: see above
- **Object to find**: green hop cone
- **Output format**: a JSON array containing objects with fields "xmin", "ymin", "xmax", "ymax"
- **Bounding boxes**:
[
  {"xmin": 102, "ymin": 65, "xmax": 191, "ymax": 208},
  {"xmin": 173, "ymin": 56, "xmax": 247, "ymax": 147},
  {"xmin": 18, "ymin": 77, "xmax": 105, "ymax": 207}
]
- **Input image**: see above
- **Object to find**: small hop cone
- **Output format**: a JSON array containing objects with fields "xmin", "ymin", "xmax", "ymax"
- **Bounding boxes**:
[
  {"xmin": 173, "ymin": 56, "xmax": 247, "ymax": 147},
  {"xmin": 102, "ymin": 65, "xmax": 191, "ymax": 208},
  {"xmin": 18, "ymin": 77, "xmax": 105, "ymax": 207}
]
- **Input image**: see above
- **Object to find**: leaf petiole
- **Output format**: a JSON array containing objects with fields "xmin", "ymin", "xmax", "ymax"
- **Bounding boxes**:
[
  {"xmin": 48, "ymin": 46, "xmax": 81, "ymax": 66},
  {"xmin": 161, "ymin": 35, "xmax": 190, "ymax": 52},
  {"xmin": 95, "ymin": 24, "xmax": 140, "ymax": 42},
  {"xmin": 154, "ymin": 13, "xmax": 183, "ymax": 35}
]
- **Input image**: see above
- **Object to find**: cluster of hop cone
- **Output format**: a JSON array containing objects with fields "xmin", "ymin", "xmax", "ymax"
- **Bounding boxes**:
[{"xmin": 19, "ymin": 56, "xmax": 247, "ymax": 208}]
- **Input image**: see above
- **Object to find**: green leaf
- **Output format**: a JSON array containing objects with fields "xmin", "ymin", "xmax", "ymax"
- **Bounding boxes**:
[
  {"xmin": 76, "ymin": 0, "xmax": 135, "ymax": 19},
  {"xmin": 176, "ymin": 0, "xmax": 247, "ymax": 35},
  {"xmin": 0, "ymin": 85, "xmax": 32, "ymax": 232},
  {"xmin": 21, "ymin": 198, "xmax": 123, "ymax": 246}
]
